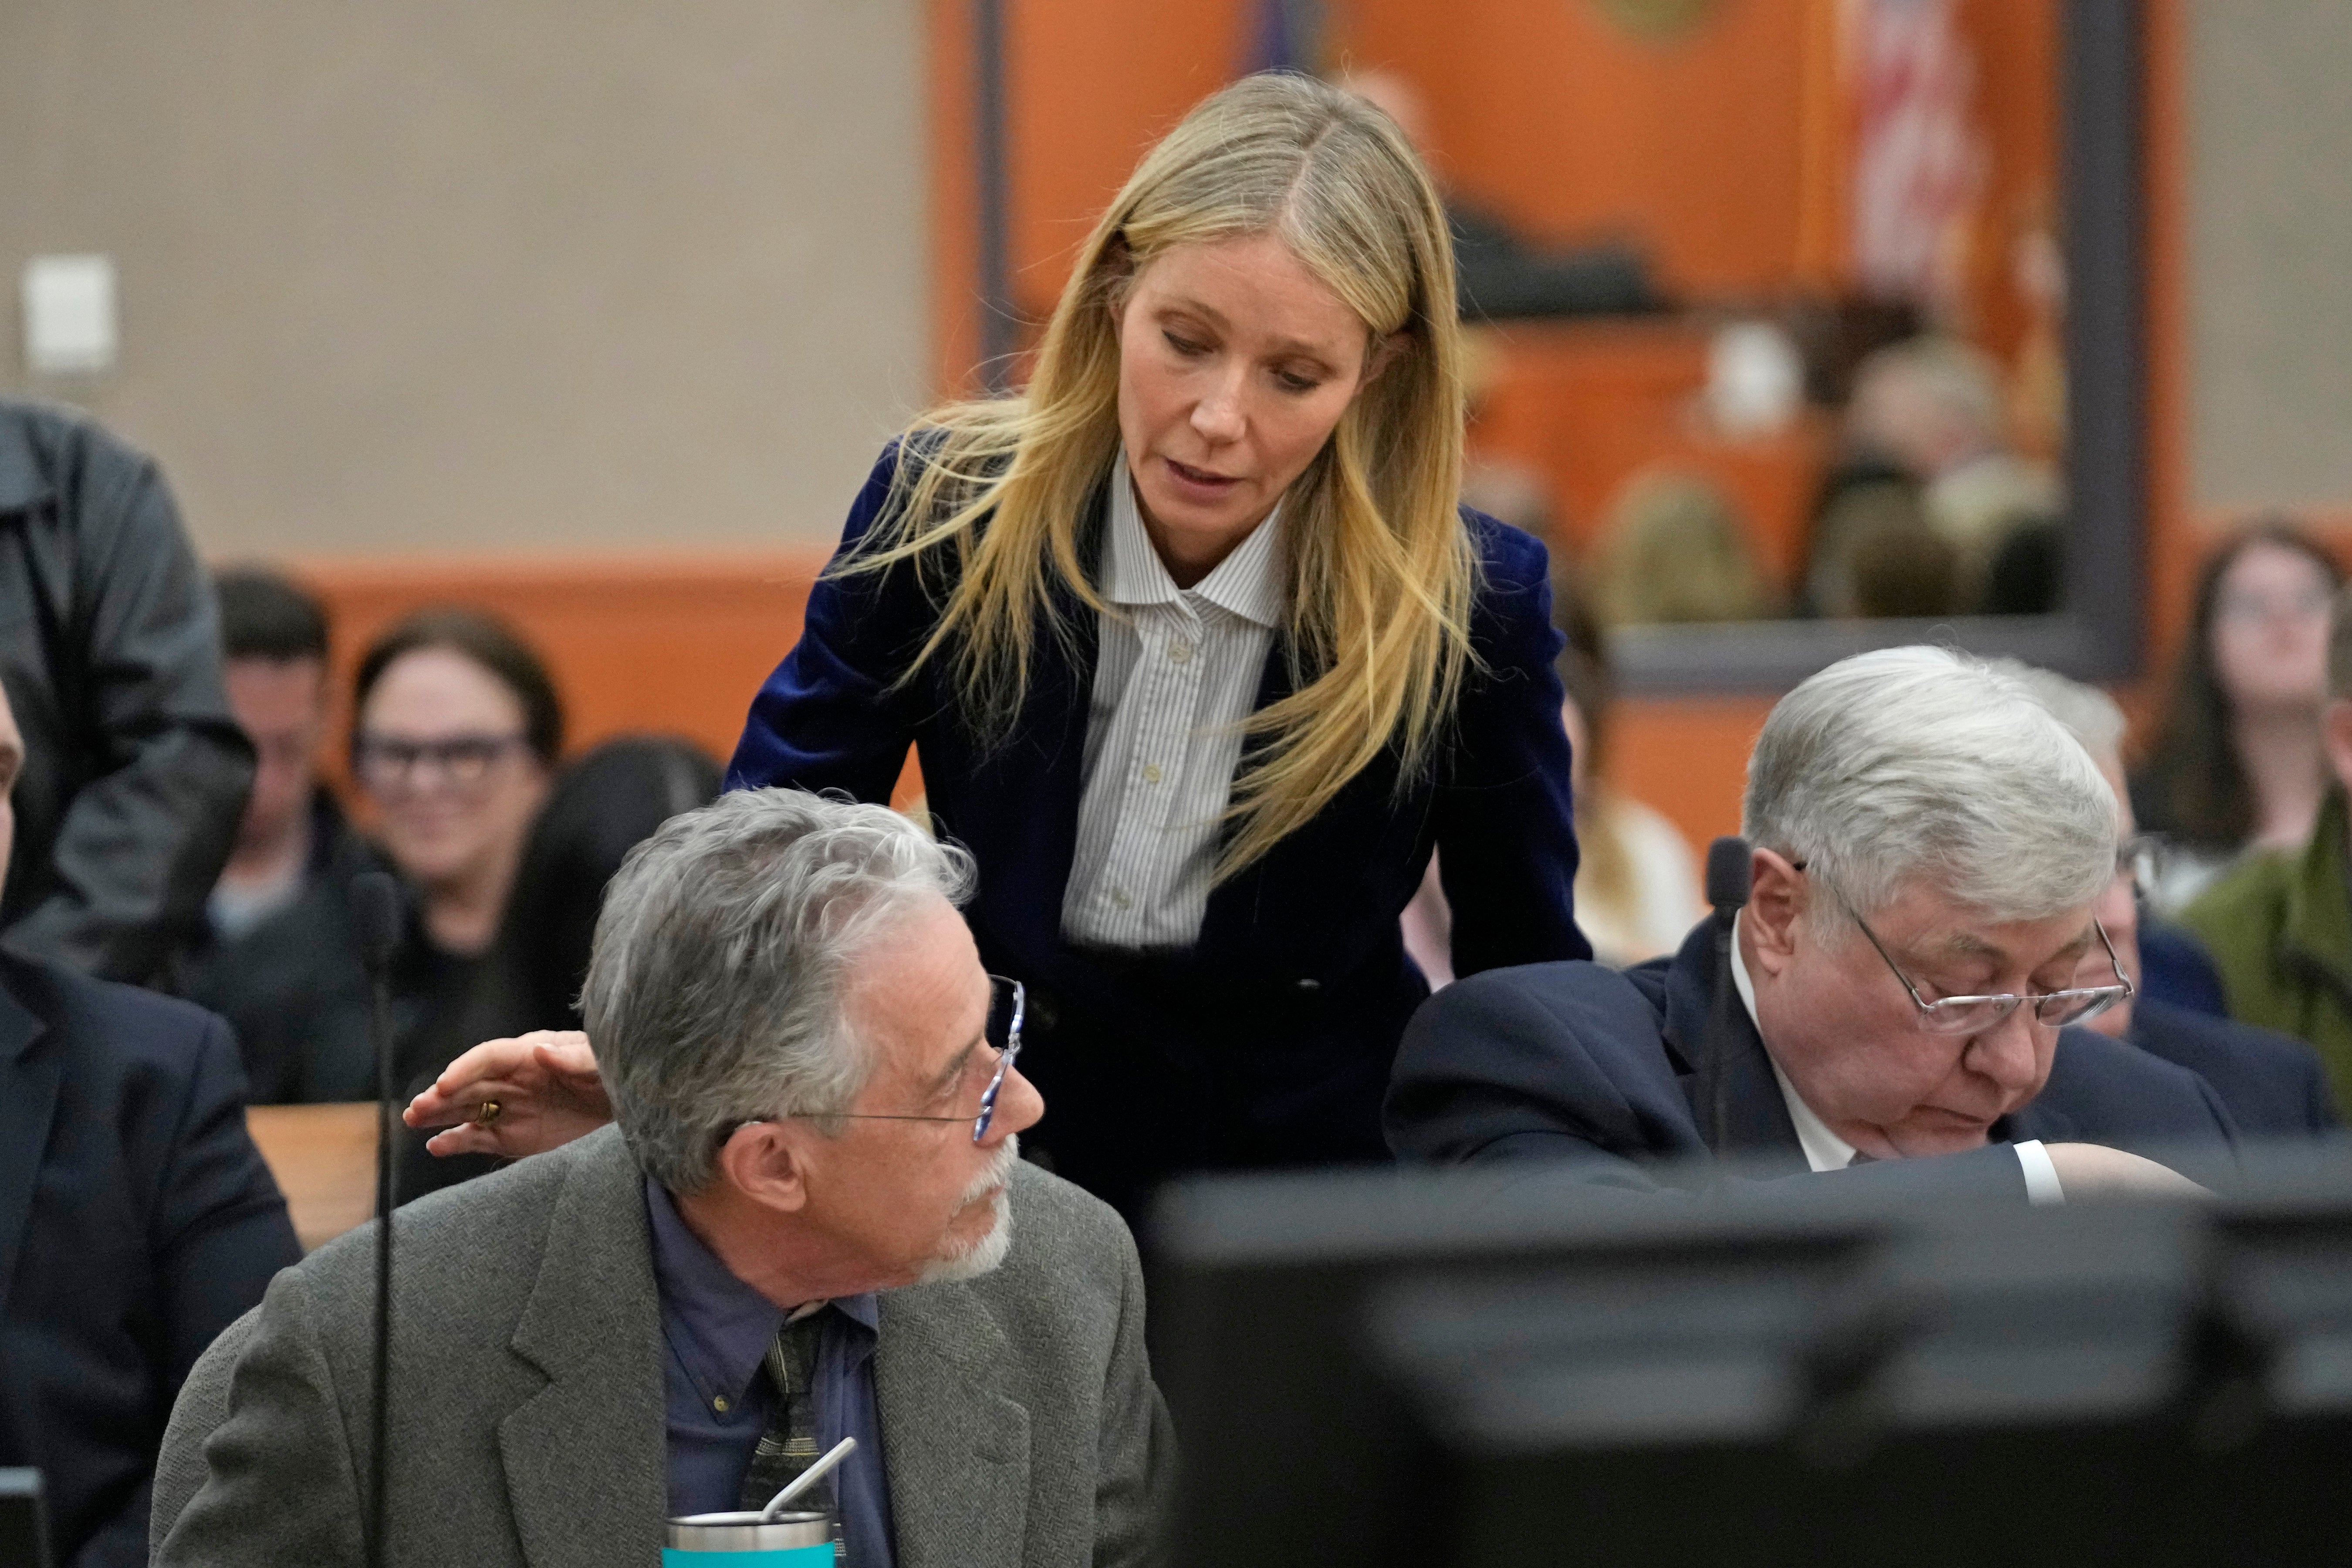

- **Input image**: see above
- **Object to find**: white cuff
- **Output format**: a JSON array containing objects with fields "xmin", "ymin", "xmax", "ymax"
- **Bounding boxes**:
[{"xmin": 2014, "ymin": 1139, "xmax": 2064, "ymax": 1206}]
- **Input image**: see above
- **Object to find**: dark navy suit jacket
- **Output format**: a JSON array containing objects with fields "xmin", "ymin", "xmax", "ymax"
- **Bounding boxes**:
[
  {"xmin": 730, "ymin": 445, "xmax": 1587, "ymax": 1212},
  {"xmin": 2129, "ymin": 997, "xmax": 2339, "ymax": 1137},
  {"xmin": 1386, "ymin": 920, "xmax": 2240, "ymax": 1199},
  {"xmin": 0, "ymin": 951, "xmax": 298, "ymax": 1567}
]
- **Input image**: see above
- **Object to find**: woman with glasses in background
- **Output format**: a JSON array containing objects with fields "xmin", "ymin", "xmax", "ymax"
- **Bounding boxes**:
[{"xmin": 351, "ymin": 607, "xmax": 561, "ymax": 1089}]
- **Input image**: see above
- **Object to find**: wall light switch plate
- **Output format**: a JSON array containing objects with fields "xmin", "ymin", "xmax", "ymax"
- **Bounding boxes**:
[{"xmin": 22, "ymin": 254, "xmax": 118, "ymax": 375}]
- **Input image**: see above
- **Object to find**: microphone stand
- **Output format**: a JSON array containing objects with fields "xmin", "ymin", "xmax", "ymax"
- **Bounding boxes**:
[
  {"xmin": 350, "ymin": 872, "xmax": 404, "ymax": 1568},
  {"xmin": 1702, "ymin": 838, "xmax": 1753, "ymax": 1157}
]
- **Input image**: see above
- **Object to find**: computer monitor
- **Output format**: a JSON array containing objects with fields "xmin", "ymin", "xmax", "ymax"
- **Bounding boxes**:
[
  {"xmin": 0, "ymin": 1469, "xmax": 51, "ymax": 1568},
  {"xmin": 1147, "ymin": 1153, "xmax": 2352, "ymax": 1567}
]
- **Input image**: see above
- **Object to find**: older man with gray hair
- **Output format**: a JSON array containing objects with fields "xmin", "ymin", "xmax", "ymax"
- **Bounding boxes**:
[
  {"xmin": 1389, "ymin": 646, "xmax": 2236, "ymax": 1198},
  {"xmin": 152, "ymin": 788, "xmax": 1174, "ymax": 1568}
]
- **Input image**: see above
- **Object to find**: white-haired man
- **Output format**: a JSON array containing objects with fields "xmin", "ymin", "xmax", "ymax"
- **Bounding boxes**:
[
  {"xmin": 152, "ymin": 790, "xmax": 1173, "ymax": 1568},
  {"xmin": 1387, "ymin": 647, "xmax": 2235, "ymax": 1199}
]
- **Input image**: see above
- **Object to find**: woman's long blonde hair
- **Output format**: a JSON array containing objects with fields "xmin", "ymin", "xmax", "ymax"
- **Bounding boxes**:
[{"xmin": 846, "ymin": 71, "xmax": 1474, "ymax": 879}]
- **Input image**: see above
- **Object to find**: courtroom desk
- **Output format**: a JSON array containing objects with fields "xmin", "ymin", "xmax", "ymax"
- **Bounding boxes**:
[{"xmin": 246, "ymin": 1103, "xmax": 377, "ymax": 1251}]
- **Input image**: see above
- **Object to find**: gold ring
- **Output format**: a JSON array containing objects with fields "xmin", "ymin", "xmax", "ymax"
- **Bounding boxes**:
[{"xmin": 474, "ymin": 1099, "xmax": 503, "ymax": 1129}]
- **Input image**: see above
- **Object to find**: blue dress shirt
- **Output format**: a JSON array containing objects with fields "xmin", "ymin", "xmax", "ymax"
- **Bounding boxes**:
[{"xmin": 645, "ymin": 1180, "xmax": 896, "ymax": 1568}]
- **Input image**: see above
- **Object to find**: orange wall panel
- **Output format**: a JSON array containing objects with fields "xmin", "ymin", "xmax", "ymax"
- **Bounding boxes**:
[
  {"xmin": 1337, "ymin": 0, "xmax": 1811, "ymax": 296},
  {"xmin": 1005, "ymin": 0, "xmax": 1253, "ymax": 315},
  {"xmin": 1607, "ymin": 694, "xmax": 1772, "ymax": 849}
]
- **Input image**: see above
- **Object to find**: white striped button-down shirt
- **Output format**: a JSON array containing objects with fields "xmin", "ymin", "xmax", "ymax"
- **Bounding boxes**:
[{"xmin": 1060, "ymin": 456, "xmax": 1286, "ymax": 950}]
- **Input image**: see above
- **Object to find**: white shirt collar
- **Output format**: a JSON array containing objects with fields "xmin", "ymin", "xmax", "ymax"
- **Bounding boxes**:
[
  {"xmin": 1728, "ymin": 910, "xmax": 1858, "ymax": 1173},
  {"xmin": 1103, "ymin": 452, "xmax": 1285, "ymax": 629}
]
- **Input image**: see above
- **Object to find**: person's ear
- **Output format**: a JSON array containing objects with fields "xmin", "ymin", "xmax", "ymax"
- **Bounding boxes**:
[
  {"xmin": 1098, "ymin": 233, "xmax": 1139, "ymax": 326},
  {"xmin": 1362, "ymin": 329, "xmax": 1407, "ymax": 386},
  {"xmin": 1744, "ymin": 848, "xmax": 1808, "ymax": 980},
  {"xmin": 714, "ymin": 1121, "xmax": 811, "ymax": 1216},
  {"xmin": 2324, "ymin": 698, "xmax": 2352, "ymax": 795}
]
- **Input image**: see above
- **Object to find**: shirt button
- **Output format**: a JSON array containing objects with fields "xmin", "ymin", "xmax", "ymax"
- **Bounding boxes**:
[
  {"xmin": 1110, "ymin": 888, "xmax": 1133, "ymax": 909},
  {"xmin": 1169, "ymin": 642, "xmax": 1195, "ymax": 665},
  {"xmin": 1142, "ymin": 763, "xmax": 1163, "ymax": 784}
]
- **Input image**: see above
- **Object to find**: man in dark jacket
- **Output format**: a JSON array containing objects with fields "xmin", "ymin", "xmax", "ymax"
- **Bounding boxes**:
[
  {"xmin": 0, "ymin": 397, "xmax": 254, "ymax": 984},
  {"xmin": 0, "ymin": 673, "xmax": 299, "ymax": 1566},
  {"xmin": 176, "ymin": 570, "xmax": 380, "ymax": 1102},
  {"xmin": 1388, "ymin": 649, "xmax": 2235, "ymax": 1200}
]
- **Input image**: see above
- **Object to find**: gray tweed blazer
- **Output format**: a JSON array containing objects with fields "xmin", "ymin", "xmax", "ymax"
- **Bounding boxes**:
[{"xmin": 151, "ymin": 1126, "xmax": 1173, "ymax": 1567}]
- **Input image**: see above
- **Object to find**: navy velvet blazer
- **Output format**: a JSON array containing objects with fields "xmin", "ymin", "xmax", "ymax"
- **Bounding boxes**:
[
  {"xmin": 729, "ymin": 446, "xmax": 1587, "ymax": 1190},
  {"xmin": 0, "ymin": 950, "xmax": 298, "ymax": 1568},
  {"xmin": 1386, "ymin": 919, "xmax": 2241, "ymax": 1199}
]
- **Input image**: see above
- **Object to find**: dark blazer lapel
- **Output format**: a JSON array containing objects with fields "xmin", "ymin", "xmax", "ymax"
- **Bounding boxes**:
[
  {"xmin": 0, "ymin": 983, "xmax": 54, "ymax": 1326},
  {"xmin": 495, "ymin": 1130, "xmax": 668, "ymax": 1568},
  {"xmin": 1658, "ymin": 923, "xmax": 1808, "ymax": 1173},
  {"xmin": 875, "ymin": 1280, "xmax": 1031, "ymax": 1568},
  {"xmin": 1191, "ymin": 633, "xmax": 1310, "ymax": 966}
]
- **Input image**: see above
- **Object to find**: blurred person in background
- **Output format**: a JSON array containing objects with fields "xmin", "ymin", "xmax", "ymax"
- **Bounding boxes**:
[
  {"xmin": 351, "ymin": 608, "xmax": 559, "ymax": 1094},
  {"xmin": 1999, "ymin": 661, "xmax": 2336, "ymax": 1137},
  {"xmin": 2180, "ymin": 579, "xmax": 2352, "ymax": 1112},
  {"xmin": 410, "ymin": 74, "xmax": 1590, "ymax": 1225},
  {"xmin": 178, "ymin": 568, "xmax": 383, "ymax": 1102},
  {"xmin": 1838, "ymin": 336, "xmax": 2059, "ymax": 605},
  {"xmin": 1403, "ymin": 574, "xmax": 1700, "ymax": 978},
  {"xmin": 0, "ymin": 674, "xmax": 298, "ymax": 1568},
  {"xmin": 0, "ymin": 396, "xmax": 254, "ymax": 983},
  {"xmin": 398, "ymin": 734, "xmax": 721, "ymax": 1202},
  {"xmin": 2134, "ymin": 523, "xmax": 2342, "ymax": 912},
  {"xmin": 1804, "ymin": 476, "xmax": 1966, "ymax": 621},
  {"xmin": 1596, "ymin": 470, "xmax": 1774, "ymax": 626}
]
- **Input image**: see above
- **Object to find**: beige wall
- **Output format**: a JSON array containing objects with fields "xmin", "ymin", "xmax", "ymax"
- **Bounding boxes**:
[
  {"xmin": 0, "ymin": 1, "xmax": 928, "ymax": 557},
  {"xmin": 2189, "ymin": 1, "xmax": 2352, "ymax": 514}
]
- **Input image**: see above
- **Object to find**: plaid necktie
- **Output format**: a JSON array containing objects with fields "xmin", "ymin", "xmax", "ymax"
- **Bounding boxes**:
[{"xmin": 737, "ymin": 1309, "xmax": 836, "ymax": 1527}]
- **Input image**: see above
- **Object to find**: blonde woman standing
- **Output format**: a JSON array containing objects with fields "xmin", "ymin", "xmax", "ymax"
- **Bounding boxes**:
[{"xmin": 414, "ymin": 73, "xmax": 1588, "ymax": 1219}]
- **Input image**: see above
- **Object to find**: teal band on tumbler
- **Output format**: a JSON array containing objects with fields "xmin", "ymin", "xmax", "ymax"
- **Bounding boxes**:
[{"xmin": 661, "ymin": 1546, "xmax": 832, "ymax": 1567}]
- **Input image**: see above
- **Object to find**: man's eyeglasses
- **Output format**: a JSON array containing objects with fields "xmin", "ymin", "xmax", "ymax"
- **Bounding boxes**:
[
  {"xmin": 754, "ymin": 975, "xmax": 1024, "ymax": 1144},
  {"xmin": 1847, "ymin": 905, "xmax": 2134, "ymax": 1034},
  {"xmin": 353, "ymin": 732, "xmax": 529, "ymax": 792}
]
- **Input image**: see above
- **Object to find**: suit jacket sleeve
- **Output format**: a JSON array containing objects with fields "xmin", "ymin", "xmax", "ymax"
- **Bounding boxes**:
[
  {"xmin": 727, "ymin": 444, "xmax": 927, "ymax": 800},
  {"xmin": 156, "ymin": 1015, "xmax": 302, "ymax": 1376},
  {"xmin": 78, "ymin": 1010, "xmax": 298, "ymax": 1568},
  {"xmin": 1429, "ymin": 521, "xmax": 1589, "ymax": 977},
  {"xmin": 3, "ymin": 451, "xmax": 253, "ymax": 982},
  {"xmin": 154, "ymin": 1267, "xmax": 366, "ymax": 1568},
  {"xmin": 1092, "ymin": 1218, "xmax": 1178, "ymax": 1567}
]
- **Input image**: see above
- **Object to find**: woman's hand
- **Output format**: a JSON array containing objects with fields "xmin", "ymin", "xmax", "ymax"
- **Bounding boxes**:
[{"xmin": 402, "ymin": 1031, "xmax": 613, "ymax": 1159}]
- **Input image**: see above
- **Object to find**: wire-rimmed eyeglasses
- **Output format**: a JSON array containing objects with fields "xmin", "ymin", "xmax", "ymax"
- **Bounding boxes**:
[
  {"xmin": 1788, "ymin": 858, "xmax": 2137, "ymax": 1034},
  {"xmin": 743, "ymin": 974, "xmax": 1024, "ymax": 1145},
  {"xmin": 1848, "ymin": 906, "xmax": 2134, "ymax": 1034}
]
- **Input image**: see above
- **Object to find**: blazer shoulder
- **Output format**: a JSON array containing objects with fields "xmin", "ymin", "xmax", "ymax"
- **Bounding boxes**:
[
  {"xmin": 1000, "ymin": 1159, "xmax": 1136, "ymax": 1277},
  {"xmin": 1386, "ymin": 960, "xmax": 1684, "ymax": 1164},
  {"xmin": 2041, "ymin": 1025, "xmax": 2235, "ymax": 1136},
  {"xmin": 6, "ymin": 950, "xmax": 227, "ymax": 1071},
  {"xmin": 1460, "ymin": 506, "xmax": 1551, "ymax": 587},
  {"xmin": 0, "ymin": 394, "xmax": 159, "ymax": 515}
]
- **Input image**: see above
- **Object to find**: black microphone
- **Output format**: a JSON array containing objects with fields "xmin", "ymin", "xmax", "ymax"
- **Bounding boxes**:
[
  {"xmin": 349, "ymin": 871, "xmax": 403, "ymax": 1568},
  {"xmin": 1702, "ymin": 838, "xmax": 1752, "ymax": 1155}
]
